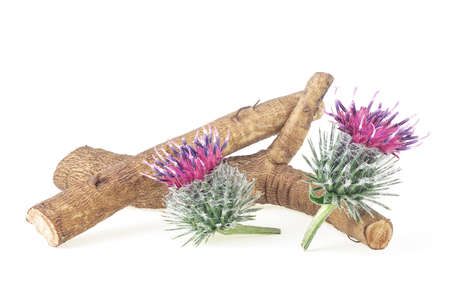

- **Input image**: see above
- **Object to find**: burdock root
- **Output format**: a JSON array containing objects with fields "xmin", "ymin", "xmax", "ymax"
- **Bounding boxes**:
[{"xmin": 27, "ymin": 72, "xmax": 392, "ymax": 249}]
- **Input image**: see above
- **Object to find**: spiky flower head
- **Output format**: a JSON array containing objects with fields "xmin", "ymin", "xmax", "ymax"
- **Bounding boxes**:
[
  {"xmin": 141, "ymin": 128, "xmax": 278, "ymax": 245},
  {"xmin": 326, "ymin": 89, "xmax": 427, "ymax": 156},
  {"xmin": 142, "ymin": 126, "xmax": 229, "ymax": 188},
  {"xmin": 162, "ymin": 162, "xmax": 261, "ymax": 246},
  {"xmin": 303, "ymin": 126, "xmax": 401, "ymax": 221}
]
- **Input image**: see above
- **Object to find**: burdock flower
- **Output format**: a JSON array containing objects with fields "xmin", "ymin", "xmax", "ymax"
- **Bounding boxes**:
[
  {"xmin": 142, "ymin": 127, "xmax": 280, "ymax": 246},
  {"xmin": 301, "ymin": 126, "xmax": 401, "ymax": 250},
  {"xmin": 301, "ymin": 90, "xmax": 426, "ymax": 250},
  {"xmin": 326, "ymin": 90, "xmax": 427, "ymax": 156}
]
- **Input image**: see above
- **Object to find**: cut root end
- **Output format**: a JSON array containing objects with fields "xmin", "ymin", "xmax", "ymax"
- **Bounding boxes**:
[
  {"xmin": 365, "ymin": 219, "xmax": 393, "ymax": 250},
  {"xmin": 26, "ymin": 209, "xmax": 60, "ymax": 247}
]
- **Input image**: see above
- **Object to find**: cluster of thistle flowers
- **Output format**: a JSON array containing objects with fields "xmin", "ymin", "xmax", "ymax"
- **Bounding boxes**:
[
  {"xmin": 301, "ymin": 90, "xmax": 427, "ymax": 250},
  {"xmin": 142, "ymin": 126, "xmax": 279, "ymax": 245}
]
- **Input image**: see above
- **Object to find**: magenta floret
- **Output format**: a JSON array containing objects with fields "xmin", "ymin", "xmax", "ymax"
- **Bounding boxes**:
[
  {"xmin": 142, "ymin": 126, "xmax": 229, "ymax": 188},
  {"xmin": 326, "ymin": 90, "xmax": 427, "ymax": 156}
]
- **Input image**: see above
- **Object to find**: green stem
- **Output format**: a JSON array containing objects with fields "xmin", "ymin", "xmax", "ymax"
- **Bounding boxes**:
[
  {"xmin": 218, "ymin": 224, "xmax": 281, "ymax": 235},
  {"xmin": 301, "ymin": 204, "xmax": 337, "ymax": 251}
]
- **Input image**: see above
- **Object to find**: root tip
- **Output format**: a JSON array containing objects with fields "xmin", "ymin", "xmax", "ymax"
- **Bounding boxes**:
[
  {"xmin": 365, "ymin": 219, "xmax": 393, "ymax": 250},
  {"xmin": 27, "ymin": 208, "xmax": 60, "ymax": 247}
]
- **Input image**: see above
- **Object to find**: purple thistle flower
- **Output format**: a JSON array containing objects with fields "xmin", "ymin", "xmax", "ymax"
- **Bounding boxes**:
[
  {"xmin": 326, "ymin": 89, "xmax": 428, "ymax": 157},
  {"xmin": 142, "ymin": 126, "xmax": 229, "ymax": 188}
]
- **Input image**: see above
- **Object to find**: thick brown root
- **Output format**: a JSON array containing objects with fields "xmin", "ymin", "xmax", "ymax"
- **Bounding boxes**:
[{"xmin": 28, "ymin": 72, "xmax": 332, "ymax": 247}]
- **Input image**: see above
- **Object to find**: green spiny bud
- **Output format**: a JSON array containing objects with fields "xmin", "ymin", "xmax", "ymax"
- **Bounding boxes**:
[
  {"xmin": 163, "ymin": 162, "xmax": 261, "ymax": 246},
  {"xmin": 304, "ymin": 126, "xmax": 401, "ymax": 222}
]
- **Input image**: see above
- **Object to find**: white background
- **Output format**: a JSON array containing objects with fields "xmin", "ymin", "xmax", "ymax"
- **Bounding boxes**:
[{"xmin": 1, "ymin": 1, "xmax": 448, "ymax": 303}]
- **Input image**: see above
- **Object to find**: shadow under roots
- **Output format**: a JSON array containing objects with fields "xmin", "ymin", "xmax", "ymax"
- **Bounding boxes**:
[{"xmin": 60, "ymin": 208, "xmax": 164, "ymax": 248}]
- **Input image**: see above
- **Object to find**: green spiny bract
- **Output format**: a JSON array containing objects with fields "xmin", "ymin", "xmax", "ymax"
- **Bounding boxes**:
[
  {"xmin": 163, "ymin": 162, "xmax": 261, "ymax": 246},
  {"xmin": 303, "ymin": 126, "xmax": 401, "ymax": 221}
]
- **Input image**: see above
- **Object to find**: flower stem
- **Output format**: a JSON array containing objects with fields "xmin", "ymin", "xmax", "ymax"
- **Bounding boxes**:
[
  {"xmin": 218, "ymin": 224, "xmax": 281, "ymax": 235},
  {"xmin": 301, "ymin": 204, "xmax": 337, "ymax": 250}
]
